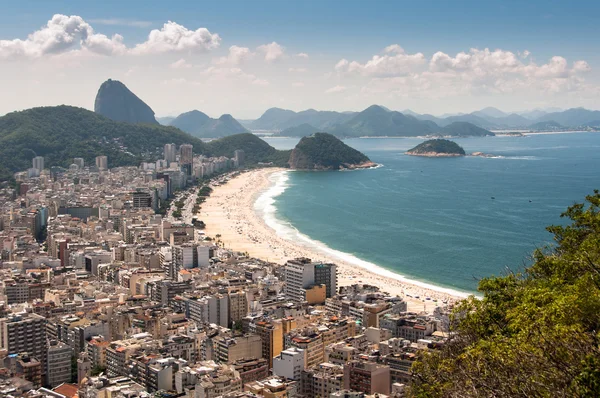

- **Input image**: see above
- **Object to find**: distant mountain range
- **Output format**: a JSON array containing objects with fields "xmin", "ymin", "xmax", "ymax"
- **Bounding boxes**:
[
  {"xmin": 273, "ymin": 105, "xmax": 493, "ymax": 138},
  {"xmin": 92, "ymin": 78, "xmax": 598, "ymax": 140},
  {"xmin": 168, "ymin": 110, "xmax": 248, "ymax": 139},
  {"xmin": 251, "ymin": 105, "xmax": 600, "ymax": 134}
]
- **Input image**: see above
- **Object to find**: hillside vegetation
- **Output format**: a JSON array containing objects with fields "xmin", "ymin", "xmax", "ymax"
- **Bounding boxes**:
[
  {"xmin": 288, "ymin": 133, "xmax": 372, "ymax": 170},
  {"xmin": 0, "ymin": 106, "xmax": 205, "ymax": 179},
  {"xmin": 411, "ymin": 191, "xmax": 600, "ymax": 397},
  {"xmin": 0, "ymin": 107, "xmax": 292, "ymax": 180},
  {"xmin": 406, "ymin": 139, "xmax": 466, "ymax": 156}
]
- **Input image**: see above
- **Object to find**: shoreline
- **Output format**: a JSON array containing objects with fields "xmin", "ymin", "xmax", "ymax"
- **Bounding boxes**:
[{"xmin": 199, "ymin": 168, "xmax": 470, "ymax": 312}]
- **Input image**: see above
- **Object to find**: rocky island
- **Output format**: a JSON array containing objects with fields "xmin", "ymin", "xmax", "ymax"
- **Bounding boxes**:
[
  {"xmin": 288, "ymin": 132, "xmax": 377, "ymax": 170},
  {"xmin": 406, "ymin": 139, "xmax": 466, "ymax": 157}
]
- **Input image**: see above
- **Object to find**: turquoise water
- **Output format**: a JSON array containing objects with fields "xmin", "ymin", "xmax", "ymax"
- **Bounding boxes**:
[{"xmin": 262, "ymin": 133, "xmax": 600, "ymax": 294}]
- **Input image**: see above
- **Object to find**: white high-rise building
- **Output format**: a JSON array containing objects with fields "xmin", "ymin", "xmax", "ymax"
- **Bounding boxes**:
[
  {"xmin": 95, "ymin": 155, "xmax": 108, "ymax": 171},
  {"xmin": 273, "ymin": 347, "xmax": 306, "ymax": 381},
  {"xmin": 32, "ymin": 156, "xmax": 44, "ymax": 171},
  {"xmin": 284, "ymin": 258, "xmax": 337, "ymax": 302},
  {"xmin": 164, "ymin": 143, "xmax": 177, "ymax": 165}
]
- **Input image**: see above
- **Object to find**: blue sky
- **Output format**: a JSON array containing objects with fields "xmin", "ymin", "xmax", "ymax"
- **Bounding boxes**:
[{"xmin": 0, "ymin": 0, "xmax": 599, "ymax": 118}]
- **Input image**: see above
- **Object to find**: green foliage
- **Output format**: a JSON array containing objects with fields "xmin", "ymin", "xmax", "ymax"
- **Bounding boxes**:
[
  {"xmin": 91, "ymin": 365, "xmax": 106, "ymax": 376},
  {"xmin": 410, "ymin": 190, "xmax": 600, "ymax": 397},
  {"xmin": 407, "ymin": 139, "xmax": 466, "ymax": 155},
  {"xmin": 289, "ymin": 132, "xmax": 370, "ymax": 170},
  {"xmin": 0, "ymin": 105, "xmax": 206, "ymax": 180}
]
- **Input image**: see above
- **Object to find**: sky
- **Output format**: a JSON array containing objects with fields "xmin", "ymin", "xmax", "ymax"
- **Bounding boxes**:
[{"xmin": 0, "ymin": 0, "xmax": 599, "ymax": 119}]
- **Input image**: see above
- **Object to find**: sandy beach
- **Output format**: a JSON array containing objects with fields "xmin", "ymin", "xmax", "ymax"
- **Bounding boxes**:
[{"xmin": 199, "ymin": 168, "xmax": 469, "ymax": 312}]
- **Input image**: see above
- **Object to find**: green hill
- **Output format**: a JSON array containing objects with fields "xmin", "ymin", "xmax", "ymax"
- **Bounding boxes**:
[
  {"xmin": 0, "ymin": 107, "xmax": 290, "ymax": 180},
  {"xmin": 94, "ymin": 79, "xmax": 158, "ymax": 124},
  {"xmin": 411, "ymin": 191, "xmax": 600, "ymax": 397},
  {"xmin": 205, "ymin": 133, "xmax": 290, "ymax": 166},
  {"xmin": 288, "ymin": 133, "xmax": 374, "ymax": 170},
  {"xmin": 0, "ymin": 105, "xmax": 205, "ymax": 179},
  {"xmin": 406, "ymin": 139, "xmax": 466, "ymax": 157}
]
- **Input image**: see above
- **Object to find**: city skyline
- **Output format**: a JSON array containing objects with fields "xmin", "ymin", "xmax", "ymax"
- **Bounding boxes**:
[{"xmin": 1, "ymin": 0, "xmax": 599, "ymax": 118}]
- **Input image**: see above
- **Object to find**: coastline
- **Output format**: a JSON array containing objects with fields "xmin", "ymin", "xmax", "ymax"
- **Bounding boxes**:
[{"xmin": 199, "ymin": 168, "xmax": 470, "ymax": 312}]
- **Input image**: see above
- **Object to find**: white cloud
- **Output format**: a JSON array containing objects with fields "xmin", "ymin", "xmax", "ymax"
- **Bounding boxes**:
[
  {"xmin": 335, "ymin": 59, "xmax": 349, "ymax": 71},
  {"xmin": 0, "ymin": 14, "xmax": 126, "ymax": 59},
  {"xmin": 337, "ymin": 46, "xmax": 426, "ymax": 77},
  {"xmin": 170, "ymin": 58, "xmax": 192, "ymax": 69},
  {"xmin": 325, "ymin": 85, "xmax": 346, "ymax": 94},
  {"xmin": 289, "ymin": 67, "xmax": 307, "ymax": 73},
  {"xmin": 292, "ymin": 82, "xmax": 305, "ymax": 87},
  {"xmin": 295, "ymin": 52, "xmax": 309, "ymax": 58},
  {"xmin": 132, "ymin": 21, "xmax": 220, "ymax": 55},
  {"xmin": 384, "ymin": 44, "xmax": 404, "ymax": 54},
  {"xmin": 88, "ymin": 18, "xmax": 152, "ymax": 28},
  {"xmin": 214, "ymin": 45, "xmax": 252, "ymax": 65},
  {"xmin": 257, "ymin": 42, "xmax": 285, "ymax": 62},
  {"xmin": 338, "ymin": 46, "xmax": 593, "ymax": 98}
]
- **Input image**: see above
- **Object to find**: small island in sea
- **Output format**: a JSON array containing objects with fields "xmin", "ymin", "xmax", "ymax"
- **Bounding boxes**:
[
  {"xmin": 406, "ymin": 139, "xmax": 466, "ymax": 157},
  {"xmin": 288, "ymin": 132, "xmax": 377, "ymax": 170}
]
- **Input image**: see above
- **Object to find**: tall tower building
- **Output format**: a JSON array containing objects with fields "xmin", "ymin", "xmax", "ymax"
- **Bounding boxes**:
[
  {"xmin": 32, "ymin": 156, "xmax": 44, "ymax": 171},
  {"xmin": 46, "ymin": 340, "xmax": 72, "ymax": 388},
  {"xmin": 234, "ymin": 150, "xmax": 245, "ymax": 167},
  {"xmin": 179, "ymin": 144, "xmax": 193, "ymax": 176},
  {"xmin": 284, "ymin": 258, "xmax": 337, "ymax": 302},
  {"xmin": 95, "ymin": 155, "xmax": 108, "ymax": 171},
  {"xmin": 164, "ymin": 143, "xmax": 177, "ymax": 165}
]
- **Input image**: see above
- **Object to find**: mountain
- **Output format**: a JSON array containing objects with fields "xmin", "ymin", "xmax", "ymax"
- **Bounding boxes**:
[
  {"xmin": 518, "ymin": 109, "xmax": 548, "ymax": 120},
  {"xmin": 170, "ymin": 110, "xmax": 210, "ymax": 133},
  {"xmin": 406, "ymin": 139, "xmax": 466, "ymax": 157},
  {"xmin": 288, "ymin": 133, "xmax": 374, "ymax": 170},
  {"xmin": 205, "ymin": 133, "xmax": 290, "ymax": 166},
  {"xmin": 0, "ymin": 106, "xmax": 294, "ymax": 181},
  {"xmin": 442, "ymin": 114, "xmax": 497, "ymax": 129},
  {"xmin": 248, "ymin": 107, "xmax": 355, "ymax": 131},
  {"xmin": 0, "ymin": 105, "xmax": 204, "ymax": 180},
  {"xmin": 170, "ymin": 111, "xmax": 248, "ymax": 138},
  {"xmin": 472, "ymin": 107, "xmax": 508, "ymax": 119},
  {"xmin": 528, "ymin": 120, "xmax": 565, "ymax": 131},
  {"xmin": 157, "ymin": 116, "xmax": 176, "ymax": 125},
  {"xmin": 248, "ymin": 107, "xmax": 298, "ymax": 130},
  {"xmin": 535, "ymin": 107, "xmax": 600, "ymax": 127},
  {"xmin": 334, "ymin": 105, "xmax": 440, "ymax": 137},
  {"xmin": 94, "ymin": 79, "xmax": 158, "ymax": 124},
  {"xmin": 441, "ymin": 122, "xmax": 494, "ymax": 137},
  {"xmin": 275, "ymin": 123, "xmax": 319, "ymax": 137}
]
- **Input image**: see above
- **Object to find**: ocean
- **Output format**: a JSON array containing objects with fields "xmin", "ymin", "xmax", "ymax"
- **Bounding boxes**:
[{"xmin": 259, "ymin": 133, "xmax": 600, "ymax": 295}]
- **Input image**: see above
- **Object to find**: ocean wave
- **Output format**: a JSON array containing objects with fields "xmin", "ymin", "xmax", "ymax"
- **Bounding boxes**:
[{"xmin": 254, "ymin": 171, "xmax": 471, "ymax": 298}]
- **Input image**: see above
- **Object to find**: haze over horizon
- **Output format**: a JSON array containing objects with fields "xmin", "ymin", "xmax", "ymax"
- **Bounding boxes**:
[{"xmin": 1, "ymin": 0, "xmax": 599, "ymax": 119}]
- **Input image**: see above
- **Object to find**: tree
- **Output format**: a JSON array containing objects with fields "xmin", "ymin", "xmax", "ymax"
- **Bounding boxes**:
[{"xmin": 410, "ymin": 190, "xmax": 600, "ymax": 397}]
